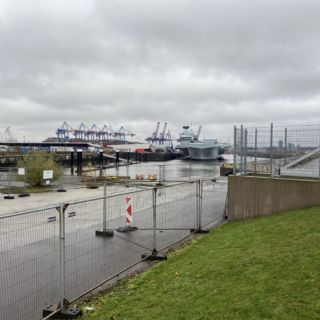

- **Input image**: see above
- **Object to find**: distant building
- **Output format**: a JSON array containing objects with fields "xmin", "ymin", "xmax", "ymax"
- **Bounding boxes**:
[
  {"xmin": 278, "ymin": 140, "xmax": 284, "ymax": 149},
  {"xmin": 288, "ymin": 142, "xmax": 296, "ymax": 151}
]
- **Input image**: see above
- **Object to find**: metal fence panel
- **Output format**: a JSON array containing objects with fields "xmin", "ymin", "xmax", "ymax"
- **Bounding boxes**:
[
  {"xmin": 0, "ymin": 180, "xmax": 227, "ymax": 320},
  {"xmin": 0, "ymin": 207, "xmax": 60, "ymax": 320},
  {"xmin": 234, "ymin": 123, "xmax": 320, "ymax": 178},
  {"xmin": 152, "ymin": 182, "xmax": 198, "ymax": 250},
  {"xmin": 64, "ymin": 188, "xmax": 154, "ymax": 302},
  {"xmin": 201, "ymin": 179, "xmax": 227, "ymax": 227},
  {"xmin": 156, "ymin": 182, "xmax": 197, "ymax": 230}
]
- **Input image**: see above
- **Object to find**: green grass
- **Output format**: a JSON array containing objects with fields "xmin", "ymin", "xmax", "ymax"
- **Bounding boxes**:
[{"xmin": 81, "ymin": 208, "xmax": 320, "ymax": 320}]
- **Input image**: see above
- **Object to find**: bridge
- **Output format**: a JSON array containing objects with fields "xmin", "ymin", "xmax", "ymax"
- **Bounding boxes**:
[{"xmin": 281, "ymin": 147, "xmax": 320, "ymax": 178}]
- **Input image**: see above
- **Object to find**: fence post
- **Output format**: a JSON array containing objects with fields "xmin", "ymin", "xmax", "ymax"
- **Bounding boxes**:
[
  {"xmin": 318, "ymin": 144, "xmax": 320, "ymax": 178},
  {"xmin": 152, "ymin": 188, "xmax": 157, "ymax": 253},
  {"xmin": 159, "ymin": 165, "xmax": 162, "ymax": 184},
  {"xmin": 43, "ymin": 203, "xmax": 82, "ymax": 318},
  {"xmin": 189, "ymin": 159, "xmax": 192, "ymax": 181},
  {"xmin": 254, "ymin": 128, "xmax": 257, "ymax": 174},
  {"xmin": 192, "ymin": 180, "xmax": 200, "ymax": 230},
  {"xmin": 59, "ymin": 203, "xmax": 65, "ymax": 311},
  {"xmin": 190, "ymin": 179, "xmax": 209, "ymax": 234},
  {"xmin": 270, "ymin": 123, "xmax": 273, "ymax": 177},
  {"xmin": 96, "ymin": 182, "xmax": 114, "ymax": 237},
  {"xmin": 284, "ymin": 127, "xmax": 288, "ymax": 165},
  {"xmin": 197, "ymin": 180, "xmax": 200, "ymax": 229},
  {"xmin": 244, "ymin": 128, "xmax": 248, "ymax": 175},
  {"xmin": 240, "ymin": 124, "xmax": 244, "ymax": 175},
  {"xmin": 142, "ymin": 188, "xmax": 167, "ymax": 260},
  {"xmin": 162, "ymin": 165, "xmax": 166, "ymax": 182},
  {"xmin": 233, "ymin": 126, "xmax": 237, "ymax": 175}
]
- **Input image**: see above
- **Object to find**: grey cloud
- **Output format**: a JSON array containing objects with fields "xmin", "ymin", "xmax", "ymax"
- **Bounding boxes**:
[{"xmin": 0, "ymin": 0, "xmax": 320, "ymax": 141}]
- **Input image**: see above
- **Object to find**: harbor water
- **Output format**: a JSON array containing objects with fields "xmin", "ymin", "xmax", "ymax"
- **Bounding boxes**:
[{"xmin": 97, "ymin": 156, "xmax": 233, "ymax": 180}]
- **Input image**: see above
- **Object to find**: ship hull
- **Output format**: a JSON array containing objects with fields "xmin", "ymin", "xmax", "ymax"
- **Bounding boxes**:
[{"xmin": 188, "ymin": 145, "xmax": 219, "ymax": 160}]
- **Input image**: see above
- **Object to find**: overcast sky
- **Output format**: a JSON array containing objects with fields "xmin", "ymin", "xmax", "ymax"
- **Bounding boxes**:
[{"xmin": 1, "ymin": 0, "xmax": 320, "ymax": 142}]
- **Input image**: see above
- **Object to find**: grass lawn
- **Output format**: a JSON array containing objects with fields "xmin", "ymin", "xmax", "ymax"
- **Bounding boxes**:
[{"xmin": 81, "ymin": 207, "xmax": 320, "ymax": 320}]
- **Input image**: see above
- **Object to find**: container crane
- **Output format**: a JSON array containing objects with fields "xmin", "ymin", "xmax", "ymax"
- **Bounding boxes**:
[
  {"xmin": 55, "ymin": 122, "xmax": 134, "ymax": 142},
  {"xmin": 4, "ymin": 126, "xmax": 17, "ymax": 143},
  {"xmin": 108, "ymin": 124, "xmax": 115, "ymax": 139},
  {"xmin": 111, "ymin": 126, "xmax": 135, "ymax": 142},
  {"xmin": 99, "ymin": 124, "xmax": 110, "ymax": 140},
  {"xmin": 73, "ymin": 123, "xmax": 87, "ymax": 140},
  {"xmin": 146, "ymin": 122, "xmax": 160, "ymax": 143},
  {"xmin": 56, "ymin": 122, "xmax": 74, "ymax": 141},
  {"xmin": 165, "ymin": 130, "xmax": 173, "ymax": 149},
  {"xmin": 113, "ymin": 126, "xmax": 127, "ymax": 142},
  {"xmin": 88, "ymin": 124, "xmax": 99, "ymax": 141},
  {"xmin": 158, "ymin": 122, "xmax": 167, "ymax": 145}
]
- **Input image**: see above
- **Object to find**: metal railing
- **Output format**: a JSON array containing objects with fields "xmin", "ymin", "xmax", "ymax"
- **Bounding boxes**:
[
  {"xmin": 0, "ymin": 178, "xmax": 226, "ymax": 320},
  {"xmin": 233, "ymin": 123, "xmax": 320, "ymax": 178}
]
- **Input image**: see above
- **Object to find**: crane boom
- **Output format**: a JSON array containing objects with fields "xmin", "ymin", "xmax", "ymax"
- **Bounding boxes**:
[
  {"xmin": 160, "ymin": 122, "xmax": 167, "ymax": 137},
  {"xmin": 195, "ymin": 125, "xmax": 202, "ymax": 140},
  {"xmin": 152, "ymin": 122, "xmax": 161, "ymax": 140}
]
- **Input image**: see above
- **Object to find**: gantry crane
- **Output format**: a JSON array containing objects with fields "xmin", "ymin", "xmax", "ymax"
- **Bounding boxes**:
[
  {"xmin": 56, "ymin": 122, "xmax": 74, "ymax": 141},
  {"xmin": 158, "ymin": 122, "xmax": 167, "ymax": 145},
  {"xmin": 146, "ymin": 122, "xmax": 160, "ymax": 143}
]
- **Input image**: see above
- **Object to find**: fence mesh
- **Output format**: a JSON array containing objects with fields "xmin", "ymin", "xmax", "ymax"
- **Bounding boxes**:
[
  {"xmin": 0, "ymin": 207, "xmax": 60, "ymax": 320},
  {"xmin": 234, "ymin": 123, "xmax": 320, "ymax": 178},
  {"xmin": 201, "ymin": 179, "xmax": 227, "ymax": 227},
  {"xmin": 0, "ymin": 179, "xmax": 227, "ymax": 320},
  {"xmin": 65, "ymin": 190, "xmax": 152, "ymax": 299}
]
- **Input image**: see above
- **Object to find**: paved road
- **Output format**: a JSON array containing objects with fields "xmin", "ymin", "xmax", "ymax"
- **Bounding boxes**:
[
  {"xmin": 0, "ymin": 178, "xmax": 227, "ymax": 320},
  {"xmin": 0, "ymin": 183, "xmax": 145, "ymax": 216}
]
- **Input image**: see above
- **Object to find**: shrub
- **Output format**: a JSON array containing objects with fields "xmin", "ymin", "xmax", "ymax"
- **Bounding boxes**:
[{"xmin": 16, "ymin": 152, "xmax": 63, "ymax": 186}]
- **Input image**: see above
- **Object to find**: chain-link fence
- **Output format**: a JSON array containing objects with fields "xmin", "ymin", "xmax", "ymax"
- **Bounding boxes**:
[
  {"xmin": 0, "ymin": 178, "xmax": 226, "ymax": 320},
  {"xmin": 233, "ymin": 123, "xmax": 320, "ymax": 178}
]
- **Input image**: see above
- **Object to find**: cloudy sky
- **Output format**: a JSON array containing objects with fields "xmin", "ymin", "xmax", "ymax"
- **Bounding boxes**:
[{"xmin": 1, "ymin": 0, "xmax": 320, "ymax": 142}]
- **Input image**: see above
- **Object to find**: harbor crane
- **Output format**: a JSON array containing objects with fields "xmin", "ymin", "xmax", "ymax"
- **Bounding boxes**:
[
  {"xmin": 87, "ymin": 124, "xmax": 100, "ymax": 141},
  {"xmin": 73, "ymin": 123, "xmax": 87, "ymax": 140},
  {"xmin": 99, "ymin": 124, "xmax": 110, "ymax": 140},
  {"xmin": 146, "ymin": 122, "xmax": 160, "ymax": 143},
  {"xmin": 113, "ymin": 126, "xmax": 135, "ymax": 142},
  {"xmin": 158, "ymin": 122, "xmax": 167, "ymax": 145},
  {"xmin": 56, "ymin": 122, "xmax": 74, "ymax": 140},
  {"xmin": 146, "ymin": 122, "xmax": 173, "ymax": 148},
  {"xmin": 165, "ymin": 130, "xmax": 173, "ymax": 148},
  {"xmin": 4, "ymin": 126, "xmax": 17, "ymax": 142},
  {"xmin": 56, "ymin": 122, "xmax": 135, "ymax": 142},
  {"xmin": 113, "ymin": 126, "xmax": 126, "ymax": 142}
]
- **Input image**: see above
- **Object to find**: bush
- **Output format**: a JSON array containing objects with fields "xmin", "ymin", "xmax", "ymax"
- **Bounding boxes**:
[{"xmin": 16, "ymin": 152, "xmax": 63, "ymax": 186}]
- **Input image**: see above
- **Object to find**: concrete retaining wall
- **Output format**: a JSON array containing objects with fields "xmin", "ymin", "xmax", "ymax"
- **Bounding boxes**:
[{"xmin": 227, "ymin": 175, "xmax": 320, "ymax": 221}]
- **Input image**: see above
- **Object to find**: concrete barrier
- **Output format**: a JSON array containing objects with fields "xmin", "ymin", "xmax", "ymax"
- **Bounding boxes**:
[{"xmin": 227, "ymin": 175, "xmax": 320, "ymax": 221}]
